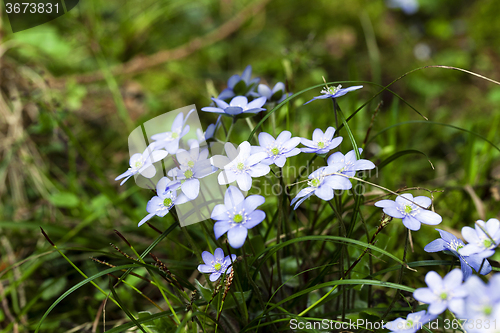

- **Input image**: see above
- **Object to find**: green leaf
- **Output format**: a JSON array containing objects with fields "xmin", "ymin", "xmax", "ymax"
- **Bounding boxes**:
[
  {"xmin": 194, "ymin": 279, "xmax": 214, "ymax": 304},
  {"xmin": 40, "ymin": 277, "xmax": 67, "ymax": 300},
  {"xmin": 48, "ymin": 192, "xmax": 80, "ymax": 208},
  {"xmin": 224, "ymin": 290, "xmax": 252, "ymax": 310}
]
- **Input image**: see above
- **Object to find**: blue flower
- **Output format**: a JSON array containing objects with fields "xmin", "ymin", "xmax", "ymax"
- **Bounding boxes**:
[
  {"xmin": 326, "ymin": 148, "xmax": 376, "ymax": 176},
  {"xmin": 115, "ymin": 144, "xmax": 168, "ymax": 185},
  {"xmin": 386, "ymin": 0, "xmax": 419, "ymax": 15},
  {"xmin": 459, "ymin": 218, "xmax": 500, "ymax": 259},
  {"xmin": 167, "ymin": 146, "xmax": 217, "ymax": 200},
  {"xmin": 138, "ymin": 177, "xmax": 189, "ymax": 227},
  {"xmin": 413, "ymin": 269, "xmax": 468, "ymax": 316},
  {"xmin": 461, "ymin": 274, "xmax": 500, "ymax": 323},
  {"xmin": 217, "ymin": 65, "xmax": 260, "ymax": 100},
  {"xmin": 290, "ymin": 165, "xmax": 352, "ymax": 210},
  {"xmin": 304, "ymin": 84, "xmax": 363, "ymax": 105},
  {"xmin": 374, "ymin": 193, "xmax": 442, "ymax": 231},
  {"xmin": 197, "ymin": 248, "xmax": 236, "ymax": 282},
  {"xmin": 251, "ymin": 131, "xmax": 301, "ymax": 167},
  {"xmin": 424, "ymin": 229, "xmax": 492, "ymax": 280},
  {"xmin": 300, "ymin": 127, "xmax": 343, "ymax": 154},
  {"xmin": 151, "ymin": 110, "xmax": 194, "ymax": 154},
  {"xmin": 257, "ymin": 82, "xmax": 291, "ymax": 104},
  {"xmin": 212, "ymin": 141, "xmax": 270, "ymax": 191},
  {"xmin": 202, "ymin": 96, "xmax": 267, "ymax": 118},
  {"xmin": 384, "ymin": 310, "xmax": 437, "ymax": 333},
  {"xmin": 211, "ymin": 186, "xmax": 266, "ymax": 249}
]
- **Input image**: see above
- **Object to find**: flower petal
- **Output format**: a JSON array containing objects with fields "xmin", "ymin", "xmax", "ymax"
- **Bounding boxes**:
[
  {"xmin": 236, "ymin": 173, "xmax": 253, "ymax": 191},
  {"xmin": 211, "ymin": 204, "xmax": 228, "ymax": 220},
  {"xmin": 258, "ymin": 132, "xmax": 275, "ymax": 147},
  {"xmin": 417, "ymin": 209, "xmax": 442, "ymax": 225},
  {"xmin": 214, "ymin": 221, "xmax": 231, "ymax": 239},
  {"xmin": 209, "ymin": 272, "xmax": 221, "ymax": 282},
  {"xmin": 182, "ymin": 179, "xmax": 200, "ymax": 200},
  {"xmin": 227, "ymin": 226, "xmax": 248, "ymax": 248},
  {"xmin": 314, "ymin": 184, "xmax": 334, "ymax": 201},
  {"xmin": 424, "ymin": 239, "xmax": 448, "ymax": 253},
  {"xmin": 402, "ymin": 215, "xmax": 421, "ymax": 230},
  {"xmin": 138, "ymin": 213, "xmax": 155, "ymax": 227},
  {"xmin": 247, "ymin": 163, "xmax": 270, "ymax": 177},
  {"xmin": 198, "ymin": 264, "xmax": 214, "ymax": 274},
  {"xmin": 214, "ymin": 248, "xmax": 224, "ymax": 261},
  {"xmin": 244, "ymin": 210, "xmax": 266, "ymax": 229},
  {"xmin": 414, "ymin": 196, "xmax": 432, "ymax": 208},
  {"xmin": 383, "ymin": 207, "xmax": 405, "ymax": 219},
  {"xmin": 413, "ymin": 288, "xmax": 436, "ymax": 304},
  {"xmin": 312, "ymin": 128, "xmax": 324, "ymax": 142},
  {"xmin": 224, "ymin": 186, "xmax": 245, "ymax": 208},
  {"xmin": 244, "ymin": 195, "xmax": 265, "ymax": 212}
]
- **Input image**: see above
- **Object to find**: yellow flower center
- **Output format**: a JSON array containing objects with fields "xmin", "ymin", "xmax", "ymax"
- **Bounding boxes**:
[
  {"xmin": 317, "ymin": 141, "xmax": 325, "ymax": 149},
  {"xmin": 404, "ymin": 205, "xmax": 413, "ymax": 214},
  {"xmin": 163, "ymin": 198, "xmax": 173, "ymax": 207},
  {"xmin": 233, "ymin": 214, "xmax": 243, "ymax": 223},
  {"xmin": 188, "ymin": 161, "xmax": 195, "ymax": 168},
  {"xmin": 214, "ymin": 263, "xmax": 222, "ymax": 271},
  {"xmin": 440, "ymin": 292, "xmax": 448, "ymax": 300},
  {"xmin": 172, "ymin": 132, "xmax": 179, "ymax": 138},
  {"xmin": 484, "ymin": 239, "xmax": 493, "ymax": 248},
  {"xmin": 134, "ymin": 161, "xmax": 142, "ymax": 168},
  {"xmin": 237, "ymin": 162, "xmax": 245, "ymax": 170},
  {"xmin": 311, "ymin": 178, "xmax": 320, "ymax": 187},
  {"xmin": 184, "ymin": 170, "xmax": 193, "ymax": 179},
  {"xmin": 271, "ymin": 147, "xmax": 280, "ymax": 155}
]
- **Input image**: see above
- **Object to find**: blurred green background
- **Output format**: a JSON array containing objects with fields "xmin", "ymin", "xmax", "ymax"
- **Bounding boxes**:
[{"xmin": 1, "ymin": 0, "xmax": 500, "ymax": 331}]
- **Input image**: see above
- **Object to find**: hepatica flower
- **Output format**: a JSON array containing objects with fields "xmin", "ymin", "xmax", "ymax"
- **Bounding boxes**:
[
  {"xmin": 251, "ymin": 131, "xmax": 300, "ymax": 167},
  {"xmin": 197, "ymin": 247, "xmax": 236, "ymax": 282},
  {"xmin": 384, "ymin": 310, "xmax": 437, "ymax": 333},
  {"xmin": 304, "ymin": 84, "xmax": 363, "ymax": 105},
  {"xmin": 462, "ymin": 274, "xmax": 500, "ymax": 322},
  {"xmin": 213, "ymin": 141, "xmax": 270, "ymax": 191},
  {"xmin": 217, "ymin": 65, "xmax": 260, "ymax": 100},
  {"xmin": 374, "ymin": 193, "xmax": 442, "ymax": 231},
  {"xmin": 115, "ymin": 144, "xmax": 168, "ymax": 185},
  {"xmin": 211, "ymin": 186, "xmax": 266, "ymax": 248},
  {"xmin": 300, "ymin": 127, "xmax": 343, "ymax": 154},
  {"xmin": 151, "ymin": 110, "xmax": 193, "ymax": 154},
  {"xmin": 413, "ymin": 269, "xmax": 467, "ymax": 315},
  {"xmin": 291, "ymin": 165, "xmax": 352, "ymax": 210},
  {"xmin": 202, "ymin": 96, "xmax": 267, "ymax": 118},
  {"xmin": 257, "ymin": 82, "xmax": 290, "ymax": 104},
  {"xmin": 168, "ymin": 147, "xmax": 216, "ymax": 200},
  {"xmin": 425, "ymin": 229, "xmax": 492, "ymax": 280},
  {"xmin": 138, "ymin": 177, "xmax": 189, "ymax": 227},
  {"xmin": 326, "ymin": 148, "xmax": 376, "ymax": 177},
  {"xmin": 459, "ymin": 218, "xmax": 500, "ymax": 259}
]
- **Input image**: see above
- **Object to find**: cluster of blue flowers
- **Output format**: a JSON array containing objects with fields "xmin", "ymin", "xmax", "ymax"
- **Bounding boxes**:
[
  {"xmin": 384, "ymin": 218, "xmax": 500, "ymax": 332},
  {"xmin": 115, "ymin": 66, "xmax": 498, "ymax": 327}
]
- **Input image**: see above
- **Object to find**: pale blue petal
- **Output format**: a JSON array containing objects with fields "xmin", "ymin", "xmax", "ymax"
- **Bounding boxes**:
[
  {"xmin": 402, "ymin": 215, "xmax": 421, "ymax": 230},
  {"xmin": 236, "ymin": 173, "xmax": 253, "ymax": 191},
  {"xmin": 198, "ymin": 264, "xmax": 214, "ymax": 273},
  {"xmin": 224, "ymin": 186, "xmax": 245, "ymax": 209},
  {"xmin": 214, "ymin": 221, "xmax": 232, "ymax": 239},
  {"xmin": 228, "ymin": 226, "xmax": 248, "ymax": 248},
  {"xmin": 244, "ymin": 210, "xmax": 265, "ymax": 229},
  {"xmin": 417, "ymin": 210, "xmax": 442, "ymax": 225},
  {"xmin": 424, "ymin": 239, "xmax": 447, "ymax": 252},
  {"xmin": 243, "ymin": 195, "xmax": 265, "ymax": 213},
  {"xmin": 138, "ymin": 213, "xmax": 155, "ymax": 227}
]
